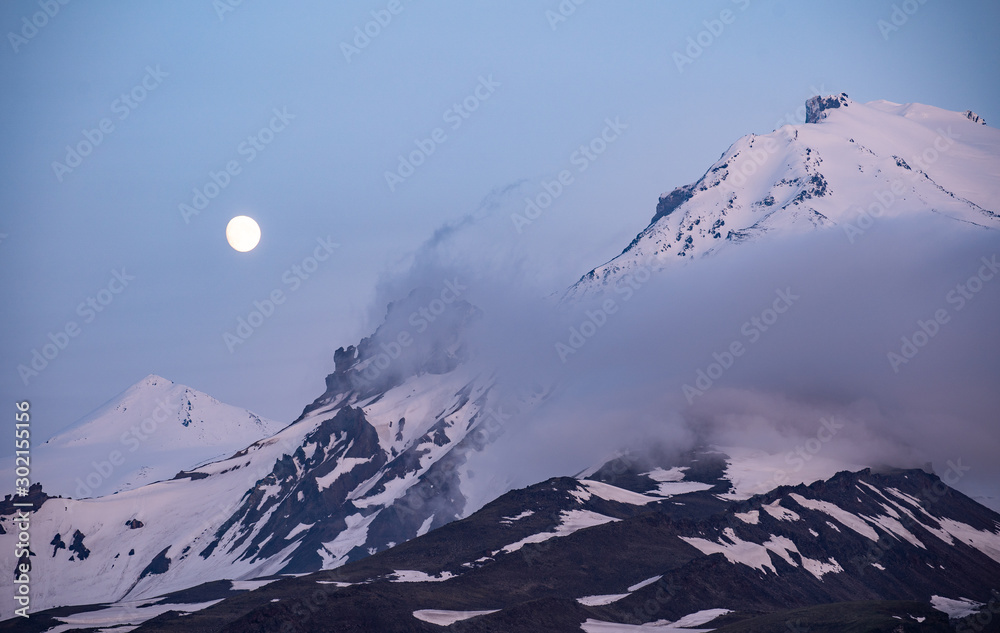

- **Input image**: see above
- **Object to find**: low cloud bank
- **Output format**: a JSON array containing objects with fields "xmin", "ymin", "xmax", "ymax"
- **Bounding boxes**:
[{"xmin": 365, "ymin": 191, "xmax": 1000, "ymax": 510}]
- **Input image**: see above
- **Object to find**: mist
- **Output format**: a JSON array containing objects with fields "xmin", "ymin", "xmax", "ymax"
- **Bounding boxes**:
[{"xmin": 359, "ymin": 185, "xmax": 1000, "ymax": 511}]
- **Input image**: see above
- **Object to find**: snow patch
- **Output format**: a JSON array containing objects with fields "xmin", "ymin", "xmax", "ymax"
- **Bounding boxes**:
[
  {"xmin": 48, "ymin": 598, "xmax": 223, "ymax": 632},
  {"xmin": 936, "ymin": 517, "xmax": 1000, "ymax": 563},
  {"xmin": 628, "ymin": 575, "xmax": 662, "ymax": 592},
  {"xmin": 581, "ymin": 608, "xmax": 731, "ymax": 632},
  {"xmin": 319, "ymin": 512, "xmax": 379, "ymax": 569},
  {"xmin": 645, "ymin": 467, "xmax": 688, "ymax": 482},
  {"xmin": 734, "ymin": 510, "xmax": 759, "ymax": 524},
  {"xmin": 800, "ymin": 556, "xmax": 844, "ymax": 579},
  {"xmin": 789, "ymin": 494, "xmax": 879, "ymax": 541},
  {"xmin": 653, "ymin": 481, "xmax": 714, "ymax": 497},
  {"xmin": 497, "ymin": 510, "xmax": 620, "ymax": 554},
  {"xmin": 315, "ymin": 456, "xmax": 373, "ymax": 492},
  {"xmin": 681, "ymin": 528, "xmax": 842, "ymax": 580},
  {"xmin": 230, "ymin": 578, "xmax": 280, "ymax": 591},
  {"xmin": 580, "ymin": 480, "xmax": 662, "ymax": 505},
  {"xmin": 642, "ymin": 467, "xmax": 713, "ymax": 497},
  {"xmin": 413, "ymin": 609, "xmax": 499, "ymax": 625},
  {"xmin": 285, "ymin": 522, "xmax": 314, "ymax": 540},
  {"xmin": 578, "ymin": 593, "xmax": 631, "ymax": 606},
  {"xmin": 930, "ymin": 595, "xmax": 984, "ymax": 619},
  {"xmin": 500, "ymin": 510, "xmax": 534, "ymax": 524},
  {"xmin": 673, "ymin": 609, "xmax": 734, "ymax": 628},
  {"xmin": 860, "ymin": 513, "xmax": 925, "ymax": 549},
  {"xmin": 416, "ymin": 515, "xmax": 435, "ymax": 537},
  {"xmin": 391, "ymin": 570, "xmax": 455, "ymax": 582},
  {"xmin": 762, "ymin": 500, "xmax": 800, "ymax": 522}
]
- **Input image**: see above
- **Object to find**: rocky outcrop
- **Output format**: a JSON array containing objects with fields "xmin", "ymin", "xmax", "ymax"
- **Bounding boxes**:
[
  {"xmin": 965, "ymin": 109, "xmax": 987, "ymax": 125},
  {"xmin": 805, "ymin": 92, "xmax": 850, "ymax": 123},
  {"xmin": 650, "ymin": 184, "xmax": 696, "ymax": 225}
]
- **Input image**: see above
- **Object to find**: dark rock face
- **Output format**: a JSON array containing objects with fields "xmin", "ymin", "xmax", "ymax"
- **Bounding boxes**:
[
  {"xmin": 791, "ymin": 172, "xmax": 829, "ymax": 203},
  {"xmin": 651, "ymin": 184, "xmax": 696, "ymax": 225},
  {"xmin": 806, "ymin": 93, "xmax": 850, "ymax": 124},
  {"xmin": 197, "ymin": 406, "xmax": 389, "ymax": 574},
  {"xmin": 125, "ymin": 465, "xmax": 1000, "ymax": 633},
  {"xmin": 171, "ymin": 470, "xmax": 210, "ymax": 481},
  {"xmin": 0, "ymin": 482, "xmax": 52, "ymax": 516},
  {"xmin": 138, "ymin": 546, "xmax": 171, "ymax": 580},
  {"xmin": 69, "ymin": 530, "xmax": 91, "ymax": 561},
  {"xmin": 126, "ymin": 519, "xmax": 145, "ymax": 529},
  {"xmin": 965, "ymin": 110, "xmax": 987, "ymax": 125},
  {"xmin": 50, "ymin": 533, "xmax": 66, "ymax": 557},
  {"xmin": 333, "ymin": 345, "xmax": 358, "ymax": 374}
]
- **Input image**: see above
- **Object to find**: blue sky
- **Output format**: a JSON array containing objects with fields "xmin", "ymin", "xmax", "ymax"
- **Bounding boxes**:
[{"xmin": 2, "ymin": 0, "xmax": 999, "ymax": 445}]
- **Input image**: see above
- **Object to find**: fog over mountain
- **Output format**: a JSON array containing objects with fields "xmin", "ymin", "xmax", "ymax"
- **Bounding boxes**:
[
  {"xmin": 361, "ymin": 104, "xmax": 1000, "ymax": 509},
  {"xmin": 369, "ymin": 202, "xmax": 999, "ymax": 509}
]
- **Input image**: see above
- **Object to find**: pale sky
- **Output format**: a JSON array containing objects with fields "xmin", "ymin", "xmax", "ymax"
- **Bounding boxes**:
[{"xmin": 2, "ymin": 0, "xmax": 998, "ymax": 447}]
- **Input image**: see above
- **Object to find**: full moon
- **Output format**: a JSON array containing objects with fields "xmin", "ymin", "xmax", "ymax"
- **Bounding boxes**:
[{"xmin": 226, "ymin": 216, "xmax": 261, "ymax": 252}]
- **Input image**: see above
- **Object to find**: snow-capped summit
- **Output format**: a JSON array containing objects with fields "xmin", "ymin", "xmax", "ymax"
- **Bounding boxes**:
[
  {"xmin": 3, "ymin": 374, "xmax": 282, "ymax": 498},
  {"xmin": 566, "ymin": 95, "xmax": 1000, "ymax": 300}
]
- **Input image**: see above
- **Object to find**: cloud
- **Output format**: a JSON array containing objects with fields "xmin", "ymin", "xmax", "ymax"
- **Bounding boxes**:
[{"xmin": 364, "ymin": 200, "xmax": 1000, "ymax": 511}]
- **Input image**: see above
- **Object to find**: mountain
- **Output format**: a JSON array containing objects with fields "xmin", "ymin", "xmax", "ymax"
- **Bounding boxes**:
[
  {"xmin": 0, "ymin": 294, "xmax": 514, "ymax": 614},
  {"xmin": 0, "ymin": 323, "xmax": 867, "ymax": 617},
  {"xmin": 565, "ymin": 94, "xmax": 1000, "ymax": 300},
  {"xmin": 0, "ymin": 374, "xmax": 283, "ymax": 499},
  {"xmin": 2, "ymin": 95, "xmax": 998, "ymax": 630},
  {"xmin": 133, "ymin": 462, "xmax": 1000, "ymax": 632},
  {"xmin": 10, "ymin": 456, "xmax": 999, "ymax": 632}
]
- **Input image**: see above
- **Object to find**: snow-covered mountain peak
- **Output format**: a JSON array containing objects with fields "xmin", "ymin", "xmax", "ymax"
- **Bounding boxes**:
[
  {"xmin": 3, "ymin": 375, "xmax": 283, "ymax": 498},
  {"xmin": 565, "ymin": 95, "xmax": 1000, "ymax": 301},
  {"xmin": 45, "ymin": 374, "xmax": 275, "ymax": 448},
  {"xmin": 134, "ymin": 372, "xmax": 174, "ymax": 390}
]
